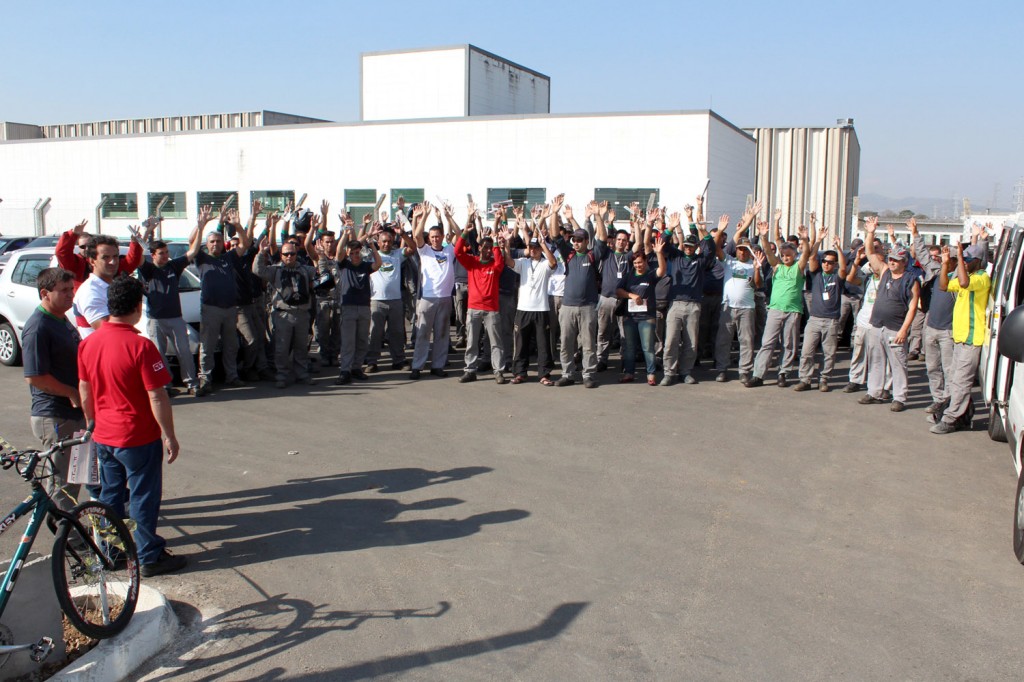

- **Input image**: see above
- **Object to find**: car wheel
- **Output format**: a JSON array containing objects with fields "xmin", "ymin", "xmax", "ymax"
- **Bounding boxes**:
[
  {"xmin": 1015, "ymin": 471, "xmax": 1024, "ymax": 564},
  {"xmin": 0, "ymin": 322, "xmax": 20, "ymax": 366},
  {"xmin": 989, "ymin": 402, "xmax": 1008, "ymax": 443}
]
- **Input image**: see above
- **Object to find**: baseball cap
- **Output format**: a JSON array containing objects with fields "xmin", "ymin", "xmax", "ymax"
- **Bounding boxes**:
[
  {"xmin": 964, "ymin": 243, "xmax": 986, "ymax": 261},
  {"xmin": 888, "ymin": 245, "xmax": 908, "ymax": 261},
  {"xmin": 682, "ymin": 234, "xmax": 699, "ymax": 246}
]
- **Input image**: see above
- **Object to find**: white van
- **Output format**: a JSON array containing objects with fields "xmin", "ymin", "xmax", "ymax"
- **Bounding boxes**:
[{"xmin": 981, "ymin": 215, "xmax": 1024, "ymax": 454}]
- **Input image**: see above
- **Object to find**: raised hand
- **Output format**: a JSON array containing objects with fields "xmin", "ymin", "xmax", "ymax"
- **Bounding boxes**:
[
  {"xmin": 320, "ymin": 199, "xmax": 329, "ymax": 216},
  {"xmin": 864, "ymin": 216, "xmax": 878, "ymax": 233},
  {"xmin": 971, "ymin": 222, "xmax": 983, "ymax": 238},
  {"xmin": 809, "ymin": 211, "xmax": 817, "ymax": 227},
  {"xmin": 586, "ymin": 201, "xmax": 599, "ymax": 218},
  {"xmin": 412, "ymin": 203, "xmax": 424, "ymax": 219},
  {"xmin": 197, "ymin": 205, "xmax": 214, "ymax": 228},
  {"xmin": 817, "ymin": 226, "xmax": 828, "ymax": 242},
  {"xmin": 314, "ymin": 242, "xmax": 326, "ymax": 258},
  {"xmin": 311, "ymin": 214, "xmax": 322, "ymax": 232},
  {"xmin": 832, "ymin": 235, "xmax": 842, "ymax": 249},
  {"xmin": 940, "ymin": 245, "xmax": 951, "ymax": 264},
  {"xmin": 646, "ymin": 207, "xmax": 659, "ymax": 224},
  {"xmin": 467, "ymin": 199, "xmax": 477, "ymax": 217},
  {"xmin": 717, "ymin": 214, "xmax": 730, "ymax": 231},
  {"xmin": 667, "ymin": 212, "xmax": 682, "ymax": 230},
  {"xmin": 753, "ymin": 250, "xmax": 766, "ymax": 268},
  {"xmin": 362, "ymin": 212, "xmax": 372, "ymax": 226},
  {"xmin": 797, "ymin": 225, "xmax": 809, "ymax": 240},
  {"xmin": 551, "ymin": 193, "xmax": 565, "ymax": 214},
  {"xmin": 252, "ymin": 199, "xmax": 264, "ymax": 217},
  {"xmin": 751, "ymin": 199, "xmax": 763, "ymax": 218},
  {"xmin": 607, "ymin": 208, "xmax": 617, "ymax": 223},
  {"xmin": 886, "ymin": 224, "xmax": 896, "ymax": 242},
  {"xmin": 653, "ymin": 236, "xmax": 666, "ymax": 254},
  {"xmin": 628, "ymin": 201, "xmax": 641, "ymax": 217},
  {"xmin": 258, "ymin": 236, "xmax": 270, "ymax": 253},
  {"xmin": 598, "ymin": 200, "xmax": 609, "ymax": 216},
  {"xmin": 757, "ymin": 220, "xmax": 770, "ymax": 237},
  {"xmin": 220, "ymin": 194, "xmax": 236, "ymax": 218},
  {"xmin": 72, "ymin": 219, "xmax": 89, "ymax": 234},
  {"xmin": 906, "ymin": 216, "xmax": 917, "ymax": 233},
  {"xmin": 564, "ymin": 204, "xmax": 574, "ymax": 221},
  {"xmin": 773, "ymin": 207, "xmax": 782, "ymax": 223}
]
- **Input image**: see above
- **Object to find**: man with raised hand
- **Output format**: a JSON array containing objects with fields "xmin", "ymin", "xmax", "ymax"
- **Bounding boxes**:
[
  {"xmin": 365, "ymin": 224, "xmax": 415, "ymax": 373},
  {"xmin": 23, "ymin": 267, "xmax": 85, "ymax": 511},
  {"xmin": 930, "ymin": 243, "xmax": 990, "ymax": 433},
  {"xmin": 596, "ymin": 222, "xmax": 635, "ymax": 373},
  {"xmin": 331, "ymin": 230, "xmax": 383, "ymax": 385},
  {"xmin": 554, "ymin": 197, "xmax": 603, "ymax": 388},
  {"xmin": 187, "ymin": 204, "xmax": 252, "ymax": 394},
  {"xmin": 78, "ymin": 275, "xmax": 186, "ymax": 578},
  {"xmin": 659, "ymin": 210, "xmax": 721, "ymax": 386},
  {"xmin": 454, "ymin": 210, "xmax": 508, "ymax": 384},
  {"xmin": 794, "ymin": 230, "xmax": 848, "ymax": 392},
  {"xmin": 713, "ymin": 233, "xmax": 763, "ymax": 384},
  {"xmin": 71, "ymin": 234, "xmax": 123, "ymax": 339},
  {"xmin": 56, "ymin": 218, "xmax": 144, "ymax": 293},
  {"xmin": 507, "ymin": 208, "xmax": 559, "ymax": 385},
  {"xmin": 909, "ymin": 218, "xmax": 955, "ymax": 416},
  {"xmin": 858, "ymin": 217, "xmax": 920, "ymax": 412},
  {"xmin": 410, "ymin": 201, "xmax": 458, "ymax": 379},
  {"xmin": 745, "ymin": 220, "xmax": 811, "ymax": 388}
]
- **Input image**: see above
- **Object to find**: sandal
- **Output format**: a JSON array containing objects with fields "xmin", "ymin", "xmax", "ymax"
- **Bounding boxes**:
[
  {"xmin": 511, "ymin": 375, "xmax": 525, "ymax": 384},
  {"xmin": 539, "ymin": 376, "xmax": 554, "ymax": 386}
]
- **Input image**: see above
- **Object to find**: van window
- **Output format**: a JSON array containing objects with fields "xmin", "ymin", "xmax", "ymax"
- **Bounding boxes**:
[
  {"xmin": 991, "ymin": 230, "xmax": 1014, "ymax": 302},
  {"xmin": 1002, "ymin": 231, "xmax": 1024, "ymax": 303}
]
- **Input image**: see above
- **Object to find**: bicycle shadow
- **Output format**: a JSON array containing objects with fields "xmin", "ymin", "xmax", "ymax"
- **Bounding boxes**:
[
  {"xmin": 140, "ymin": 593, "xmax": 586, "ymax": 682},
  {"xmin": 162, "ymin": 466, "xmax": 494, "ymax": 515}
]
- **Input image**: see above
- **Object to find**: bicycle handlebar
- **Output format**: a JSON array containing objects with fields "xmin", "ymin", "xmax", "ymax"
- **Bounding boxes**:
[{"xmin": 0, "ymin": 431, "xmax": 92, "ymax": 481}]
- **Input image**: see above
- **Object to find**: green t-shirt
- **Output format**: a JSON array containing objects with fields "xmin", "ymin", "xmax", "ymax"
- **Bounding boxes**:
[{"xmin": 769, "ymin": 262, "xmax": 805, "ymax": 313}]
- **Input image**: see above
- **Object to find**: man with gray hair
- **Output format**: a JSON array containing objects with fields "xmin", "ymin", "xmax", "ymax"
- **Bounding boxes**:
[{"xmin": 186, "ymin": 204, "xmax": 252, "ymax": 395}]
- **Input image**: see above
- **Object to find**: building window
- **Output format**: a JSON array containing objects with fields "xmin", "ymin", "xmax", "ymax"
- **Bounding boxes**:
[
  {"xmin": 486, "ymin": 188, "xmax": 546, "ymax": 218},
  {"xmin": 344, "ymin": 189, "xmax": 378, "ymax": 224},
  {"xmin": 100, "ymin": 192, "xmax": 139, "ymax": 219},
  {"xmin": 196, "ymin": 191, "xmax": 237, "ymax": 216},
  {"xmin": 250, "ymin": 190, "xmax": 295, "ymax": 217},
  {"xmin": 594, "ymin": 188, "xmax": 660, "ymax": 220},
  {"xmin": 147, "ymin": 192, "xmax": 186, "ymax": 219},
  {"xmin": 390, "ymin": 188, "xmax": 424, "ymax": 219}
]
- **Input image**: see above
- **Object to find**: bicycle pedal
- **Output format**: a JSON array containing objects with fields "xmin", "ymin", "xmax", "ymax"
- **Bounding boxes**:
[{"xmin": 30, "ymin": 637, "xmax": 54, "ymax": 663}]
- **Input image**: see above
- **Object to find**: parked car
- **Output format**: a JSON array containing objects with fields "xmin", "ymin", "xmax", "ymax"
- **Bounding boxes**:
[
  {"xmin": 23, "ymin": 235, "xmax": 60, "ymax": 249},
  {"xmin": 0, "ymin": 247, "xmax": 200, "ymax": 366},
  {"xmin": 0, "ymin": 235, "xmax": 34, "ymax": 256}
]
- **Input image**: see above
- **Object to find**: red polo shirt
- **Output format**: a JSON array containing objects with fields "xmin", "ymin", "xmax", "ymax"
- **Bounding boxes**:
[
  {"xmin": 454, "ymin": 237, "xmax": 504, "ymax": 312},
  {"xmin": 77, "ymin": 322, "xmax": 171, "ymax": 448}
]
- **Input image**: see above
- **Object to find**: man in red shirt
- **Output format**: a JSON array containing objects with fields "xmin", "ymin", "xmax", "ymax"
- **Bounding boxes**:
[
  {"xmin": 78, "ymin": 275, "xmax": 187, "ymax": 577},
  {"xmin": 455, "ymin": 228, "xmax": 508, "ymax": 384},
  {"xmin": 55, "ymin": 218, "xmax": 144, "ymax": 293}
]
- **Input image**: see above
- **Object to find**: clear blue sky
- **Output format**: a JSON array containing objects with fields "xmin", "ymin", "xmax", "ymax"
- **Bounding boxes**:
[{"xmin": 2, "ymin": 0, "xmax": 1021, "ymax": 210}]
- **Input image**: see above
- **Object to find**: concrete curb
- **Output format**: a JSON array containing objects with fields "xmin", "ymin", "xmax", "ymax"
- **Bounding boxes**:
[{"xmin": 51, "ymin": 584, "xmax": 178, "ymax": 682}]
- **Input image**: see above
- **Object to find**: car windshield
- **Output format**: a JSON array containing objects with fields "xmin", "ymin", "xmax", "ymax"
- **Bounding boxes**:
[{"xmin": 24, "ymin": 236, "xmax": 60, "ymax": 248}]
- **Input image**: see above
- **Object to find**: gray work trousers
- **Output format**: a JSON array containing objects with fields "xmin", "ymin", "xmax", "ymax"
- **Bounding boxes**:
[
  {"xmin": 339, "ymin": 305, "xmax": 371, "ymax": 373},
  {"xmin": 454, "ymin": 283, "xmax": 469, "ymax": 342},
  {"xmin": 237, "ymin": 301, "xmax": 270, "ymax": 373},
  {"xmin": 31, "ymin": 415, "xmax": 87, "ymax": 512},
  {"xmin": 663, "ymin": 300, "xmax": 701, "ymax": 378},
  {"xmin": 867, "ymin": 325, "xmax": 908, "ymax": 402},
  {"xmin": 924, "ymin": 325, "xmax": 954, "ymax": 403},
  {"xmin": 547, "ymin": 295, "xmax": 562, "ymax": 374},
  {"xmin": 940, "ymin": 343, "xmax": 982, "ymax": 424},
  {"xmin": 714, "ymin": 304, "xmax": 756, "ymax": 374},
  {"xmin": 754, "ymin": 292, "xmax": 768, "ymax": 349},
  {"xmin": 367, "ymin": 299, "xmax": 407, "ymax": 366},
  {"xmin": 908, "ymin": 308, "xmax": 925, "ymax": 355},
  {"xmin": 200, "ymin": 303, "xmax": 239, "ymax": 382},
  {"xmin": 465, "ymin": 308, "xmax": 504, "ymax": 373},
  {"xmin": 798, "ymin": 316, "xmax": 840, "ymax": 383},
  {"xmin": 752, "ymin": 309, "xmax": 800, "ymax": 379},
  {"xmin": 413, "ymin": 296, "xmax": 453, "ymax": 370},
  {"xmin": 597, "ymin": 294, "xmax": 624, "ymax": 363},
  {"xmin": 147, "ymin": 316, "xmax": 198, "ymax": 388},
  {"xmin": 559, "ymin": 304, "xmax": 598, "ymax": 381},
  {"xmin": 314, "ymin": 297, "xmax": 341, "ymax": 364},
  {"xmin": 838, "ymin": 294, "xmax": 861, "ymax": 346},
  {"xmin": 272, "ymin": 307, "xmax": 310, "ymax": 382}
]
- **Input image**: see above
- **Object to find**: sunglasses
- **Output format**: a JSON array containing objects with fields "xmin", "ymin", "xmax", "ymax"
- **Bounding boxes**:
[
  {"xmin": 281, "ymin": 251, "xmax": 297, "ymax": 256},
  {"xmin": 571, "ymin": 237, "xmax": 585, "ymax": 242},
  {"xmin": 822, "ymin": 260, "xmax": 837, "ymax": 264}
]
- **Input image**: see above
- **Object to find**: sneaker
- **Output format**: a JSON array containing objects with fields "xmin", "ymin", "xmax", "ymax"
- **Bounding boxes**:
[
  {"xmin": 925, "ymin": 400, "xmax": 948, "ymax": 415},
  {"xmin": 793, "ymin": 382, "xmax": 812, "ymax": 392},
  {"xmin": 858, "ymin": 394, "xmax": 884, "ymax": 405},
  {"xmin": 819, "ymin": 378, "xmax": 830, "ymax": 393},
  {"xmin": 351, "ymin": 369, "xmax": 369, "ymax": 380},
  {"xmin": 365, "ymin": 364, "xmax": 379, "ymax": 374},
  {"xmin": 596, "ymin": 361, "xmax": 608, "ymax": 373},
  {"xmin": 744, "ymin": 377, "xmax": 764, "ymax": 388},
  {"xmin": 683, "ymin": 375, "xmax": 698, "ymax": 385},
  {"xmin": 660, "ymin": 375, "xmax": 679, "ymax": 387},
  {"xmin": 334, "ymin": 373, "xmax": 352, "ymax": 385},
  {"xmin": 494, "ymin": 371, "xmax": 507, "ymax": 385},
  {"xmin": 583, "ymin": 379, "xmax": 598, "ymax": 389},
  {"xmin": 195, "ymin": 381, "xmax": 212, "ymax": 397},
  {"xmin": 842, "ymin": 382, "xmax": 862, "ymax": 393},
  {"xmin": 880, "ymin": 390, "xmax": 892, "ymax": 401},
  {"xmin": 556, "ymin": 377, "xmax": 575, "ymax": 387},
  {"xmin": 430, "ymin": 368, "xmax": 448, "ymax": 378},
  {"xmin": 141, "ymin": 550, "xmax": 187, "ymax": 578},
  {"xmin": 715, "ymin": 372, "xmax": 728, "ymax": 383},
  {"xmin": 410, "ymin": 369, "xmax": 421, "ymax": 380},
  {"xmin": 777, "ymin": 373, "xmax": 788, "ymax": 388},
  {"xmin": 930, "ymin": 420, "xmax": 956, "ymax": 435},
  {"xmin": 186, "ymin": 386, "xmax": 198, "ymax": 397},
  {"xmin": 738, "ymin": 373, "xmax": 750, "ymax": 384},
  {"xmin": 227, "ymin": 377, "xmax": 245, "ymax": 388},
  {"xmin": 459, "ymin": 372, "xmax": 478, "ymax": 383},
  {"xmin": 890, "ymin": 400, "xmax": 907, "ymax": 412}
]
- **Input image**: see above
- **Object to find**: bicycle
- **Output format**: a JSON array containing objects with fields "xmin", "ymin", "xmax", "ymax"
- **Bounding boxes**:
[{"xmin": 0, "ymin": 433, "xmax": 139, "ymax": 668}]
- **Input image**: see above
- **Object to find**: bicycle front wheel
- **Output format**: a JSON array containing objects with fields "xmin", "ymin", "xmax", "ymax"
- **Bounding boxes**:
[{"xmin": 51, "ymin": 501, "xmax": 140, "ymax": 639}]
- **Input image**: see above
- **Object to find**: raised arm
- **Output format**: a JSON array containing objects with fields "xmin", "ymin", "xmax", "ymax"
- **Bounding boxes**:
[
  {"xmin": 834, "ymin": 235, "xmax": 848, "ymax": 280},
  {"xmin": 772, "ymin": 208, "xmax": 785, "ymax": 250},
  {"xmin": 846, "ymin": 247, "xmax": 865, "ymax": 285},
  {"xmin": 592, "ymin": 200, "xmax": 608, "ymax": 243},
  {"xmin": 652, "ymin": 236, "xmax": 668, "ymax": 278},
  {"xmin": 758, "ymin": 221, "xmax": 780, "ymax": 268},
  {"xmin": 411, "ymin": 203, "xmax": 427, "ymax": 249},
  {"xmin": 806, "ymin": 226, "xmax": 826, "ymax": 272},
  {"xmin": 863, "ymin": 216, "xmax": 884, "ymax": 276},
  {"xmin": 187, "ymin": 205, "xmax": 214, "ymax": 262}
]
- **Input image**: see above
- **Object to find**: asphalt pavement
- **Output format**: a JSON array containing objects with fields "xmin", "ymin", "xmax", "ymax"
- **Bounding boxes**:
[{"xmin": 0, "ymin": 355, "xmax": 1021, "ymax": 681}]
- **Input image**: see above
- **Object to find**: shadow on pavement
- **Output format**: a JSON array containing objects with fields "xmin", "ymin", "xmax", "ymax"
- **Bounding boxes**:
[{"xmin": 144, "ymin": 595, "xmax": 586, "ymax": 682}]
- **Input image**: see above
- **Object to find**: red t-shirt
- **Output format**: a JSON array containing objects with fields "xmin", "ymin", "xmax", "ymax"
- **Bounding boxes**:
[
  {"xmin": 454, "ymin": 237, "xmax": 504, "ymax": 312},
  {"xmin": 77, "ymin": 322, "xmax": 171, "ymax": 448}
]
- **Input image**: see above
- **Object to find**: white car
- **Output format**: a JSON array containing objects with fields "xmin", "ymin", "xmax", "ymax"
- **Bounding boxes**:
[{"xmin": 0, "ymin": 246, "xmax": 201, "ymax": 366}]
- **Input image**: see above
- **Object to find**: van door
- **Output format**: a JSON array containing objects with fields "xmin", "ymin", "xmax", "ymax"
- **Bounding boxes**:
[
  {"xmin": 995, "ymin": 245, "xmax": 1024, "ymax": 408},
  {"xmin": 984, "ymin": 229, "xmax": 1024, "ymax": 400}
]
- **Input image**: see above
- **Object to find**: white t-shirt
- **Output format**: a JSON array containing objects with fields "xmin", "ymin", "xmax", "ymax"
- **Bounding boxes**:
[
  {"xmin": 722, "ymin": 256, "xmax": 756, "ymax": 309},
  {"xmin": 371, "ymin": 250, "xmax": 405, "ymax": 301},
  {"xmin": 514, "ymin": 257, "xmax": 555, "ymax": 311},
  {"xmin": 856, "ymin": 263, "xmax": 880, "ymax": 328},
  {"xmin": 547, "ymin": 254, "xmax": 567, "ymax": 297},
  {"xmin": 417, "ymin": 244, "xmax": 456, "ymax": 298},
  {"xmin": 72, "ymin": 274, "xmax": 110, "ymax": 339}
]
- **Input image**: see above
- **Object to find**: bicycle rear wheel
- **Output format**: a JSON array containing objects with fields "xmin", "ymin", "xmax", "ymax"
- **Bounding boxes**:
[{"xmin": 51, "ymin": 501, "xmax": 140, "ymax": 639}]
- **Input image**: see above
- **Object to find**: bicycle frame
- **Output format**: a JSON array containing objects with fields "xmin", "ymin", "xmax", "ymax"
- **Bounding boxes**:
[{"xmin": 0, "ymin": 487, "xmax": 51, "ymax": 620}]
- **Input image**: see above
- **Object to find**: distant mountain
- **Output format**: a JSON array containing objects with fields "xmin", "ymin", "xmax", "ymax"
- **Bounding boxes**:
[{"xmin": 857, "ymin": 192, "xmax": 1014, "ymax": 218}]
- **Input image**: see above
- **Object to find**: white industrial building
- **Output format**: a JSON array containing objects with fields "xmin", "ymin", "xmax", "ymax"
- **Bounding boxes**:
[{"xmin": 0, "ymin": 45, "xmax": 856, "ymax": 243}]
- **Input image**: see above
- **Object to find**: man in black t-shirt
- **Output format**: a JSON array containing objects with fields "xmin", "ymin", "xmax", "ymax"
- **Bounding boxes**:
[
  {"xmin": 23, "ymin": 267, "xmax": 85, "ymax": 511},
  {"xmin": 331, "ymin": 239, "xmax": 383, "ymax": 384},
  {"xmin": 794, "ymin": 230, "xmax": 848, "ymax": 392},
  {"xmin": 138, "ymin": 240, "xmax": 199, "ymax": 395}
]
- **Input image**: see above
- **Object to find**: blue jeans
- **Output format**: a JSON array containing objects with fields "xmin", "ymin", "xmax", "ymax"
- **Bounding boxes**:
[
  {"xmin": 622, "ymin": 316, "xmax": 657, "ymax": 376},
  {"xmin": 96, "ymin": 439, "xmax": 166, "ymax": 564}
]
